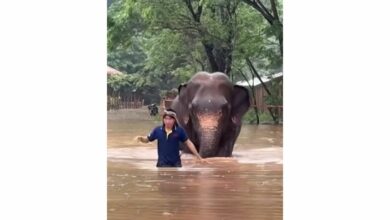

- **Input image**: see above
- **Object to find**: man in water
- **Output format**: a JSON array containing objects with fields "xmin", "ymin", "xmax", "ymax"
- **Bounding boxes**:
[{"xmin": 136, "ymin": 108, "xmax": 206, "ymax": 167}]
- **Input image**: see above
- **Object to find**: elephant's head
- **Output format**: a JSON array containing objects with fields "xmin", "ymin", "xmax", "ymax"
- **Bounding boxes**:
[{"xmin": 174, "ymin": 72, "xmax": 250, "ymax": 157}]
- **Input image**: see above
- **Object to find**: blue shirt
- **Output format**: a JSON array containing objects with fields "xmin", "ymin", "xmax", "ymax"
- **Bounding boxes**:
[{"xmin": 147, "ymin": 125, "xmax": 188, "ymax": 166}]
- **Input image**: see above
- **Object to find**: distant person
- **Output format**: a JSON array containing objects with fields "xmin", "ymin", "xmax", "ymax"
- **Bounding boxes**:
[
  {"xmin": 136, "ymin": 108, "xmax": 207, "ymax": 167},
  {"xmin": 147, "ymin": 103, "xmax": 158, "ymax": 116}
]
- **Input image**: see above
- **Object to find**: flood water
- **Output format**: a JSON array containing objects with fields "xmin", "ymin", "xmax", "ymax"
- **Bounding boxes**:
[{"xmin": 108, "ymin": 109, "xmax": 283, "ymax": 220}]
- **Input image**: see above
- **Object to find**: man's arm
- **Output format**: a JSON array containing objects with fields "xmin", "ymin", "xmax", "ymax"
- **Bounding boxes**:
[
  {"xmin": 184, "ymin": 139, "xmax": 203, "ymax": 160},
  {"xmin": 135, "ymin": 136, "xmax": 149, "ymax": 143},
  {"xmin": 136, "ymin": 128, "xmax": 157, "ymax": 143}
]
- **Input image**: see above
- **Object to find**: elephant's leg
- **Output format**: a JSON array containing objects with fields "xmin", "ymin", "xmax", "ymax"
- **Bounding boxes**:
[
  {"xmin": 217, "ymin": 125, "xmax": 241, "ymax": 157},
  {"xmin": 216, "ymin": 140, "xmax": 235, "ymax": 157},
  {"xmin": 216, "ymin": 147, "xmax": 231, "ymax": 157}
]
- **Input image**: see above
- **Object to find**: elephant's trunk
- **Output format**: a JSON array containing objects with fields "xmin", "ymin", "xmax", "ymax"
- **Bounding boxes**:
[
  {"xmin": 198, "ymin": 129, "xmax": 221, "ymax": 158},
  {"xmin": 196, "ymin": 113, "xmax": 222, "ymax": 158}
]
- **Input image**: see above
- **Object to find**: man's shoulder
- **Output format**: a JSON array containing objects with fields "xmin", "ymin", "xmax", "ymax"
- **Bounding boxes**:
[
  {"xmin": 175, "ymin": 125, "xmax": 185, "ymax": 131},
  {"xmin": 175, "ymin": 126, "xmax": 188, "ymax": 135},
  {"xmin": 150, "ymin": 125, "xmax": 164, "ymax": 134}
]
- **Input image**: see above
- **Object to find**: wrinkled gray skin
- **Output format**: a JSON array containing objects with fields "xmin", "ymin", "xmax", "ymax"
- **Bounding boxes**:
[{"xmin": 171, "ymin": 72, "xmax": 250, "ymax": 158}]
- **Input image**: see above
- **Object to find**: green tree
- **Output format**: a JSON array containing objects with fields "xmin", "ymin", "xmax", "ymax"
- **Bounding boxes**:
[{"xmin": 107, "ymin": 0, "xmax": 283, "ymax": 106}]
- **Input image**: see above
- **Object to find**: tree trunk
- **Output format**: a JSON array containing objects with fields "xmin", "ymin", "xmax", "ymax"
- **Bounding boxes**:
[
  {"xmin": 203, "ymin": 42, "xmax": 220, "ymax": 72},
  {"xmin": 185, "ymin": 0, "xmax": 235, "ymax": 76},
  {"xmin": 242, "ymin": 0, "xmax": 283, "ymax": 57},
  {"xmin": 238, "ymin": 69, "xmax": 259, "ymax": 125},
  {"xmin": 246, "ymin": 58, "xmax": 277, "ymax": 122},
  {"xmin": 270, "ymin": 0, "xmax": 283, "ymax": 56},
  {"xmin": 246, "ymin": 58, "xmax": 271, "ymax": 95},
  {"xmin": 270, "ymin": 0, "xmax": 280, "ymax": 21},
  {"xmin": 278, "ymin": 31, "xmax": 283, "ymax": 57}
]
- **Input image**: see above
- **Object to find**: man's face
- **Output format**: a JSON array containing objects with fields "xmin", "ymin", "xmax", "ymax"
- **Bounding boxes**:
[{"xmin": 163, "ymin": 116, "xmax": 175, "ymax": 128}]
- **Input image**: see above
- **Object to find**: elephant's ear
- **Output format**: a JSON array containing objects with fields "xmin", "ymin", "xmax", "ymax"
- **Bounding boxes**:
[
  {"xmin": 231, "ymin": 85, "xmax": 250, "ymax": 125},
  {"xmin": 178, "ymin": 83, "xmax": 186, "ymax": 94},
  {"xmin": 178, "ymin": 83, "xmax": 190, "ymax": 125}
]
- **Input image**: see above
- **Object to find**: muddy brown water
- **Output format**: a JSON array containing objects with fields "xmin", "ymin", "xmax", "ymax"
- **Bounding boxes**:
[{"xmin": 108, "ymin": 109, "xmax": 283, "ymax": 220}]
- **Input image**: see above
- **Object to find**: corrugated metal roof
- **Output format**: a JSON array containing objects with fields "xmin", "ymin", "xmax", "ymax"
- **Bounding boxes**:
[{"xmin": 235, "ymin": 72, "xmax": 282, "ymax": 87}]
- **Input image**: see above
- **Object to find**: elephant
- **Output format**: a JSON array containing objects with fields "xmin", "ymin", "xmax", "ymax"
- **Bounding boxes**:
[{"xmin": 171, "ymin": 71, "xmax": 250, "ymax": 158}]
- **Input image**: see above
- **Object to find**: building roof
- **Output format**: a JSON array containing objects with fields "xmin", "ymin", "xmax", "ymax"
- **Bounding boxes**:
[{"xmin": 235, "ymin": 72, "xmax": 283, "ymax": 87}]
